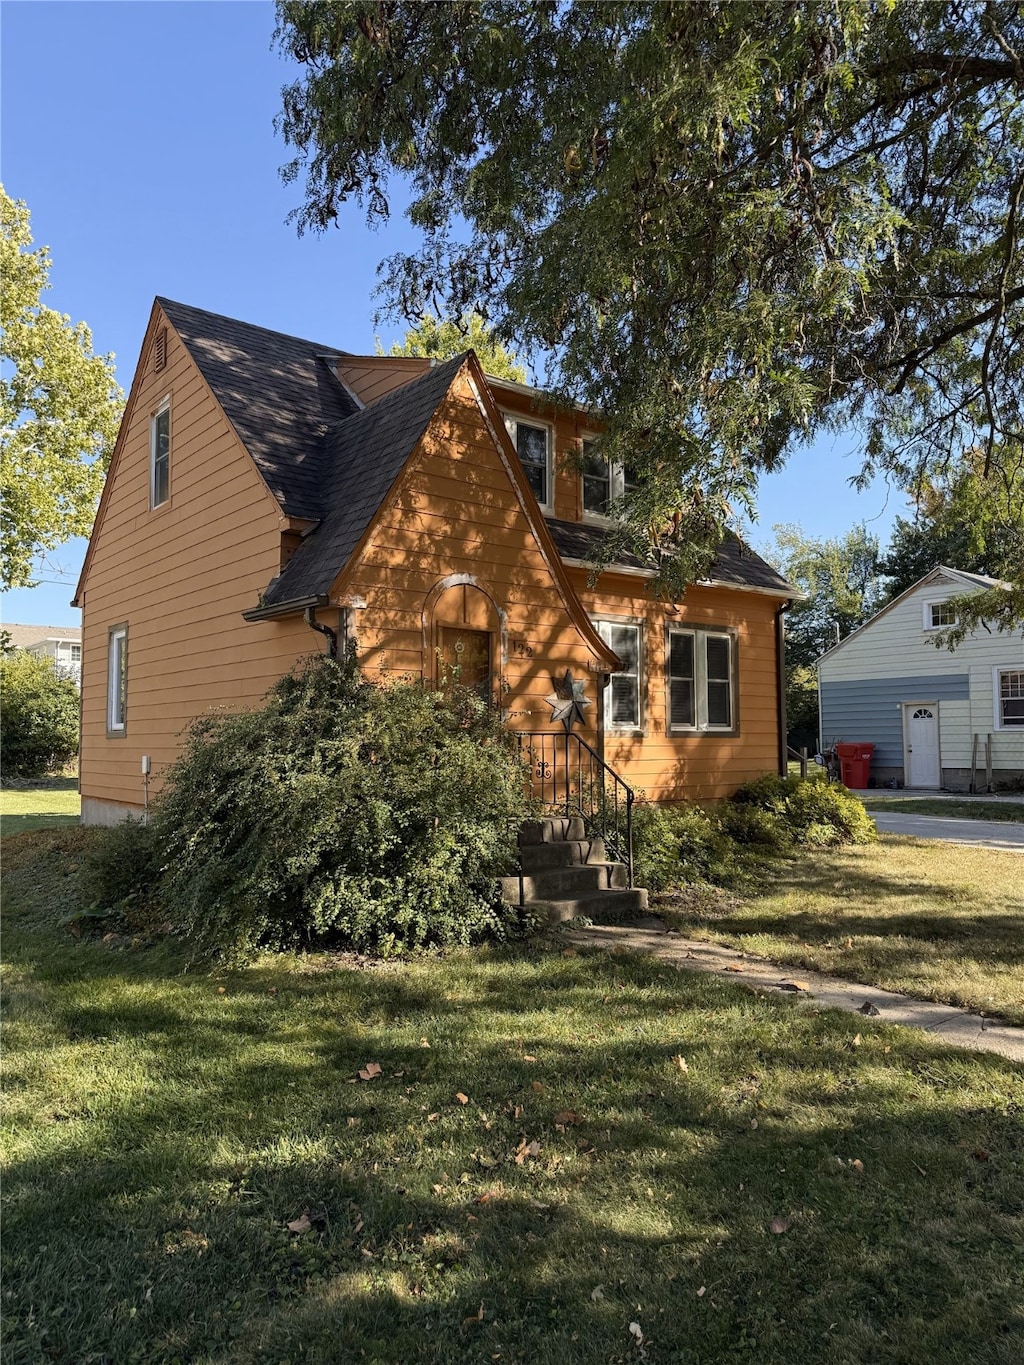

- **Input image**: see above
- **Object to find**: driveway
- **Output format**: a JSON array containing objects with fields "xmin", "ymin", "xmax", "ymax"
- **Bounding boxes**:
[{"xmin": 871, "ymin": 811, "xmax": 1024, "ymax": 851}]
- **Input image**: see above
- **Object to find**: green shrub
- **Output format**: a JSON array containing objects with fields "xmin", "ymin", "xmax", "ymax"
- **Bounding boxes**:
[
  {"xmin": 0, "ymin": 651, "xmax": 79, "ymax": 778},
  {"xmin": 633, "ymin": 803, "xmax": 737, "ymax": 891},
  {"xmin": 716, "ymin": 801, "xmax": 791, "ymax": 852},
  {"xmin": 151, "ymin": 653, "xmax": 532, "ymax": 959},
  {"xmin": 81, "ymin": 817, "xmax": 163, "ymax": 915},
  {"xmin": 781, "ymin": 779, "xmax": 877, "ymax": 845}
]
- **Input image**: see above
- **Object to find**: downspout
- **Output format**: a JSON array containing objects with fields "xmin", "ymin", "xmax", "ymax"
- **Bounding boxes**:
[
  {"xmin": 775, "ymin": 600, "xmax": 791, "ymax": 777},
  {"xmin": 304, "ymin": 606, "xmax": 338, "ymax": 659}
]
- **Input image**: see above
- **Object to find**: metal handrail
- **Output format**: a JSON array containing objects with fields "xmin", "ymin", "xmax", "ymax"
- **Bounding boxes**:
[{"xmin": 513, "ymin": 730, "xmax": 635, "ymax": 887}]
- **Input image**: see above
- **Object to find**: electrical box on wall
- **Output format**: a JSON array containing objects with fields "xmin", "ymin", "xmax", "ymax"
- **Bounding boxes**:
[{"xmin": 141, "ymin": 755, "xmax": 151, "ymax": 775}]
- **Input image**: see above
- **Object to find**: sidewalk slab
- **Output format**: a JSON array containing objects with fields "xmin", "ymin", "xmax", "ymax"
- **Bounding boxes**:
[{"xmin": 562, "ymin": 920, "xmax": 1024, "ymax": 1063}]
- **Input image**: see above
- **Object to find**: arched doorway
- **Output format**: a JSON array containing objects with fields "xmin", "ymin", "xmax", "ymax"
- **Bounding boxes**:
[{"xmin": 424, "ymin": 577, "xmax": 505, "ymax": 705}]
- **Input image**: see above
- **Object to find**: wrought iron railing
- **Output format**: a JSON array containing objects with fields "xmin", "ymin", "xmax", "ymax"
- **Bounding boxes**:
[{"xmin": 512, "ymin": 730, "xmax": 635, "ymax": 888}]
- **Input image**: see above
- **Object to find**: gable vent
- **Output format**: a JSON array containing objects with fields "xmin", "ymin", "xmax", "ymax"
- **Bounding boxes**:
[{"xmin": 153, "ymin": 328, "xmax": 167, "ymax": 373}]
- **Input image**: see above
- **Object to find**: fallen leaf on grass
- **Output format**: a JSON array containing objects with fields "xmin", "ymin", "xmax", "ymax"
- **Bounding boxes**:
[
  {"xmin": 514, "ymin": 1139, "xmax": 542, "ymax": 1164},
  {"xmin": 768, "ymin": 1216, "xmax": 791, "ymax": 1234},
  {"xmin": 427, "ymin": 1112, "xmax": 440, "ymax": 1122},
  {"xmin": 851, "ymin": 1158, "xmax": 865, "ymax": 1173},
  {"xmin": 725, "ymin": 964, "xmax": 744, "ymax": 973},
  {"xmin": 531, "ymin": 1080, "xmax": 545, "ymax": 1093},
  {"xmin": 357, "ymin": 1062, "xmax": 383, "ymax": 1081},
  {"xmin": 561, "ymin": 948, "xmax": 578, "ymax": 958},
  {"xmin": 420, "ymin": 1037, "xmax": 430, "ymax": 1048},
  {"xmin": 696, "ymin": 1286, "xmax": 706, "ymax": 1297},
  {"xmin": 778, "ymin": 980, "xmax": 811, "ymax": 993},
  {"xmin": 591, "ymin": 1284, "xmax": 605, "ymax": 1302},
  {"xmin": 629, "ymin": 1321, "xmax": 644, "ymax": 1343},
  {"xmin": 473, "ymin": 1191, "xmax": 497, "ymax": 1205},
  {"xmin": 216, "ymin": 986, "xmax": 227, "ymax": 995},
  {"xmin": 554, "ymin": 1109, "xmax": 581, "ymax": 1127},
  {"xmin": 672, "ymin": 1055, "xmax": 689, "ymax": 1073},
  {"xmin": 850, "ymin": 1033, "xmax": 862, "ymax": 1048},
  {"xmin": 462, "ymin": 1303, "xmax": 485, "ymax": 1326},
  {"xmin": 455, "ymin": 1092, "xmax": 470, "ymax": 1105},
  {"xmin": 522, "ymin": 1053, "xmax": 537, "ymax": 1062},
  {"xmin": 287, "ymin": 1213, "xmax": 313, "ymax": 1234}
]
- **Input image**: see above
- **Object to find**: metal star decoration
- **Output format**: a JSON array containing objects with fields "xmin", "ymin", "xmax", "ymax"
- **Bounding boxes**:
[{"xmin": 545, "ymin": 669, "xmax": 591, "ymax": 732}]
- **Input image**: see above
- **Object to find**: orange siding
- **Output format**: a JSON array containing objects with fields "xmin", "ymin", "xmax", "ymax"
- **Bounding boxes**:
[
  {"xmin": 573, "ymin": 569, "xmax": 782, "ymax": 802},
  {"xmin": 340, "ymin": 374, "xmax": 607, "ymax": 727},
  {"xmin": 77, "ymin": 307, "xmax": 318, "ymax": 816},
  {"xmin": 336, "ymin": 355, "xmax": 430, "ymax": 406}
]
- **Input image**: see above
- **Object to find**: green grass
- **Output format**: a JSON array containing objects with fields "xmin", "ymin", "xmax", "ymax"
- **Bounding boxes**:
[
  {"xmin": 657, "ymin": 836, "xmax": 1024, "ymax": 1025},
  {"xmin": 2, "ymin": 829, "xmax": 1023, "ymax": 1365},
  {"xmin": 0, "ymin": 777, "xmax": 79, "ymax": 835},
  {"xmin": 860, "ymin": 797, "xmax": 1024, "ymax": 823}
]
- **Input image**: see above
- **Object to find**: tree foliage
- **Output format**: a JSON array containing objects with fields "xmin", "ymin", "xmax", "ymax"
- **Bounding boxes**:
[
  {"xmin": 275, "ymin": 1, "xmax": 1023, "ymax": 598},
  {"xmin": 150, "ymin": 654, "xmax": 532, "ymax": 959},
  {"xmin": 0, "ymin": 650, "xmax": 80, "ymax": 778},
  {"xmin": 383, "ymin": 310, "xmax": 527, "ymax": 382},
  {"xmin": 1, "ymin": 187, "xmax": 123, "ymax": 590},
  {"xmin": 766, "ymin": 522, "xmax": 883, "ymax": 746}
]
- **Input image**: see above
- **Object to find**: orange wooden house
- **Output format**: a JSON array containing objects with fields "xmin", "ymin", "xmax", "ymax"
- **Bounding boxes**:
[{"xmin": 74, "ymin": 299, "xmax": 795, "ymax": 827}]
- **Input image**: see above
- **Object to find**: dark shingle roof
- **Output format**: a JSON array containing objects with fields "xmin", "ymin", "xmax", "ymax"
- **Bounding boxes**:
[
  {"xmin": 158, "ymin": 298, "xmax": 359, "ymax": 519},
  {"xmin": 545, "ymin": 518, "xmax": 794, "ymax": 595},
  {"xmin": 261, "ymin": 355, "xmax": 467, "ymax": 606}
]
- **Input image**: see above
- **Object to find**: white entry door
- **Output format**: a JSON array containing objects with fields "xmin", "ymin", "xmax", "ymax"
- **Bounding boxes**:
[{"xmin": 904, "ymin": 704, "xmax": 940, "ymax": 788}]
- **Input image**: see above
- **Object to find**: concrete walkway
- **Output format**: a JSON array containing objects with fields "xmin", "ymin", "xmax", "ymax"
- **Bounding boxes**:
[
  {"xmin": 869, "ymin": 811, "xmax": 1024, "ymax": 849},
  {"xmin": 562, "ymin": 920, "xmax": 1024, "ymax": 1063}
]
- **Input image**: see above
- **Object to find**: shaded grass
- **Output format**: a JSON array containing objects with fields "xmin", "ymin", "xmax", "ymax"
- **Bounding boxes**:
[
  {"xmin": 0, "ymin": 778, "xmax": 80, "ymax": 835},
  {"xmin": 860, "ymin": 797, "xmax": 1024, "ymax": 823},
  {"xmin": 2, "ymin": 831, "xmax": 1023, "ymax": 1364},
  {"xmin": 657, "ymin": 835, "xmax": 1024, "ymax": 1025}
]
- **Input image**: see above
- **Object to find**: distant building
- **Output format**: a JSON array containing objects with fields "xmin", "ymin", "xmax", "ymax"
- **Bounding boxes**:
[{"xmin": 4, "ymin": 623, "xmax": 83, "ymax": 685}]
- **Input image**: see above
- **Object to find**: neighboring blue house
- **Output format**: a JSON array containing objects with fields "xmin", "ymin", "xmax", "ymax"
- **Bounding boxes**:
[{"xmin": 817, "ymin": 567, "xmax": 1023, "ymax": 791}]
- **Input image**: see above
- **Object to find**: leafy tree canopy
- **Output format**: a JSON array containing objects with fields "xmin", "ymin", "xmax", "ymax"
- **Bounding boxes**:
[
  {"xmin": 382, "ymin": 310, "xmax": 527, "ymax": 382},
  {"xmin": 275, "ymin": 1, "xmax": 1023, "ymax": 598},
  {"xmin": 1, "ymin": 187, "xmax": 123, "ymax": 590},
  {"xmin": 767, "ymin": 522, "xmax": 884, "ymax": 668},
  {"xmin": 0, "ymin": 650, "xmax": 80, "ymax": 778}
]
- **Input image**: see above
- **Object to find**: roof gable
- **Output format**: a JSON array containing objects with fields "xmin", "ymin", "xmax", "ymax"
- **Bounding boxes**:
[{"xmin": 157, "ymin": 298, "xmax": 359, "ymax": 519}]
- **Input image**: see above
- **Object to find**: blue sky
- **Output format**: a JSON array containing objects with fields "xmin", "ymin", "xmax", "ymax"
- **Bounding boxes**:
[{"xmin": 2, "ymin": 0, "xmax": 905, "ymax": 628}]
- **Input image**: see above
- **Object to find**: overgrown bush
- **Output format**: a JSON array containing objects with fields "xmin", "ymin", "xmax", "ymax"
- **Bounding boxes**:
[
  {"xmin": 634, "ymin": 772, "xmax": 875, "ymax": 893},
  {"xmin": 149, "ymin": 653, "xmax": 532, "ymax": 958},
  {"xmin": 81, "ymin": 816, "xmax": 163, "ymax": 916},
  {"xmin": 0, "ymin": 651, "xmax": 79, "ymax": 778}
]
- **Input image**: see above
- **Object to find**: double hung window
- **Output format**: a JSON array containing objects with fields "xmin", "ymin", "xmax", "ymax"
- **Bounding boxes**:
[
  {"xmin": 596, "ymin": 620, "xmax": 642, "ymax": 730},
  {"xmin": 995, "ymin": 668, "xmax": 1024, "ymax": 729},
  {"xmin": 107, "ymin": 626, "xmax": 127, "ymax": 734},
  {"xmin": 581, "ymin": 438, "xmax": 638, "ymax": 517},
  {"xmin": 667, "ymin": 628, "xmax": 736, "ymax": 733},
  {"xmin": 924, "ymin": 600, "xmax": 957, "ymax": 630},
  {"xmin": 150, "ymin": 401, "xmax": 170, "ymax": 508},
  {"xmin": 503, "ymin": 415, "xmax": 551, "ymax": 508}
]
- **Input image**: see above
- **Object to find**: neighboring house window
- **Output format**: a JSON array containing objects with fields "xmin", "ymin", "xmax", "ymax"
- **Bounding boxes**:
[
  {"xmin": 70, "ymin": 643, "xmax": 82, "ymax": 662},
  {"xmin": 151, "ymin": 401, "xmax": 170, "ymax": 507},
  {"xmin": 503, "ymin": 415, "xmax": 551, "ymax": 508},
  {"xmin": 667, "ymin": 627, "xmax": 737, "ymax": 733},
  {"xmin": 107, "ymin": 626, "xmax": 127, "ymax": 733},
  {"xmin": 924, "ymin": 600, "xmax": 957, "ymax": 629},
  {"xmin": 581, "ymin": 437, "xmax": 638, "ymax": 518},
  {"xmin": 995, "ymin": 667, "xmax": 1024, "ymax": 729},
  {"xmin": 596, "ymin": 620, "xmax": 642, "ymax": 730}
]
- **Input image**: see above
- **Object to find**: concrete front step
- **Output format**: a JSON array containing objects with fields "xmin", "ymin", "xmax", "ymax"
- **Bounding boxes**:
[
  {"xmin": 519, "ymin": 816, "xmax": 587, "ymax": 845},
  {"xmin": 499, "ymin": 861, "xmax": 627, "ymax": 902},
  {"xmin": 519, "ymin": 837, "xmax": 607, "ymax": 872},
  {"xmin": 530, "ymin": 887, "xmax": 649, "ymax": 925}
]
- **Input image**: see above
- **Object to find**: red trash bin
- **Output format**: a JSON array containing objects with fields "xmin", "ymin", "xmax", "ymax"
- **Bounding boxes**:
[{"xmin": 836, "ymin": 742, "xmax": 874, "ymax": 789}]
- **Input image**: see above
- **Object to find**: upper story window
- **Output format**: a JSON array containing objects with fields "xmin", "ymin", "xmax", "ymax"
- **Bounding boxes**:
[
  {"xmin": 995, "ymin": 667, "xmax": 1024, "ymax": 729},
  {"xmin": 596, "ymin": 620, "xmax": 642, "ymax": 731},
  {"xmin": 582, "ymin": 437, "xmax": 638, "ymax": 519},
  {"xmin": 107, "ymin": 625, "xmax": 127, "ymax": 734},
  {"xmin": 150, "ymin": 400, "xmax": 170, "ymax": 508},
  {"xmin": 503, "ymin": 415, "xmax": 551, "ymax": 509},
  {"xmin": 70, "ymin": 643, "xmax": 81, "ymax": 662},
  {"xmin": 667, "ymin": 627, "xmax": 737, "ymax": 733},
  {"xmin": 923, "ymin": 600, "xmax": 957, "ymax": 630}
]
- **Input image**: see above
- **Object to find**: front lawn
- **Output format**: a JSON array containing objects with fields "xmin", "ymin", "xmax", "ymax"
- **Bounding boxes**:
[
  {"xmin": 2, "ymin": 829, "xmax": 1023, "ymax": 1365},
  {"xmin": 0, "ymin": 777, "xmax": 80, "ymax": 835},
  {"xmin": 859, "ymin": 797, "xmax": 1024, "ymax": 823},
  {"xmin": 657, "ymin": 835, "xmax": 1024, "ymax": 1025}
]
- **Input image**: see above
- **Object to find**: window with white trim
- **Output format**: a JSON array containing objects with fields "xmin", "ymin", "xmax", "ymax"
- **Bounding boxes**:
[
  {"xmin": 581, "ymin": 437, "xmax": 639, "ymax": 518},
  {"xmin": 150, "ymin": 400, "xmax": 170, "ymax": 508},
  {"xmin": 69, "ymin": 643, "xmax": 82, "ymax": 662},
  {"xmin": 503, "ymin": 415, "xmax": 551, "ymax": 508},
  {"xmin": 596, "ymin": 621, "xmax": 642, "ymax": 730},
  {"xmin": 923, "ymin": 600, "xmax": 957, "ymax": 629},
  {"xmin": 995, "ymin": 667, "xmax": 1024, "ymax": 728},
  {"xmin": 107, "ymin": 626, "xmax": 127, "ymax": 733},
  {"xmin": 667, "ymin": 627, "xmax": 736, "ymax": 732}
]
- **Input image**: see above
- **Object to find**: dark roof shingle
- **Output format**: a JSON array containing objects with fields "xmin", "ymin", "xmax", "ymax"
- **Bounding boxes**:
[
  {"xmin": 158, "ymin": 298, "xmax": 359, "ymax": 519},
  {"xmin": 261, "ymin": 355, "xmax": 467, "ymax": 606},
  {"xmin": 544, "ymin": 518, "xmax": 794, "ymax": 594}
]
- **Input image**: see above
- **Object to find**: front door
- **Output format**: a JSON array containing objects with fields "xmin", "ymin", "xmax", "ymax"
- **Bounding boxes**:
[
  {"xmin": 904, "ymin": 703, "xmax": 940, "ymax": 788},
  {"xmin": 439, "ymin": 627, "xmax": 492, "ymax": 702}
]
